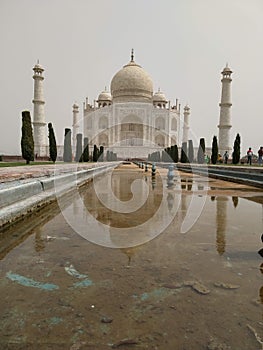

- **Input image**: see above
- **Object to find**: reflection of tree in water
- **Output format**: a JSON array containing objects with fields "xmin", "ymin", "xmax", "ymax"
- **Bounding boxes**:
[
  {"xmin": 259, "ymin": 285, "xmax": 263, "ymax": 304},
  {"xmin": 259, "ymin": 264, "xmax": 263, "ymax": 306},
  {"xmin": 34, "ymin": 229, "xmax": 45, "ymax": 252},
  {"xmin": 167, "ymin": 192, "xmax": 174, "ymax": 211},
  {"xmin": 216, "ymin": 197, "xmax": 228, "ymax": 255},
  {"xmin": 232, "ymin": 196, "xmax": 239, "ymax": 208},
  {"xmin": 120, "ymin": 246, "xmax": 141, "ymax": 266}
]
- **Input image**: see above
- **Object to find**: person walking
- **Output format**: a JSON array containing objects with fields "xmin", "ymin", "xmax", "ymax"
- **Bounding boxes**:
[
  {"xmin": 247, "ymin": 147, "xmax": 253, "ymax": 165},
  {"xmin": 258, "ymin": 147, "xmax": 263, "ymax": 165}
]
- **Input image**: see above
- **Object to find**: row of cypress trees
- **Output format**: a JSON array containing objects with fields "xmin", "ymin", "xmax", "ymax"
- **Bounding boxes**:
[
  {"xmin": 147, "ymin": 133, "xmax": 241, "ymax": 165},
  {"xmin": 21, "ymin": 111, "xmax": 57, "ymax": 164},
  {"xmin": 63, "ymin": 131, "xmax": 105, "ymax": 163},
  {"xmin": 20, "ymin": 111, "xmax": 108, "ymax": 164},
  {"xmin": 21, "ymin": 110, "xmax": 241, "ymax": 165},
  {"xmin": 210, "ymin": 133, "xmax": 241, "ymax": 165}
]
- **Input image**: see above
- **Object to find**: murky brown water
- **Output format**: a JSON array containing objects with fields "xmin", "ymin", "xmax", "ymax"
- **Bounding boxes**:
[{"xmin": 1, "ymin": 164, "xmax": 263, "ymax": 349}]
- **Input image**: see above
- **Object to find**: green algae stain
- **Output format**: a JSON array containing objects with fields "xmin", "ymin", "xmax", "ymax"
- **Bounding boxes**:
[
  {"xmin": 6, "ymin": 272, "xmax": 59, "ymax": 290},
  {"xmin": 65, "ymin": 264, "xmax": 88, "ymax": 279},
  {"xmin": 73, "ymin": 278, "xmax": 93, "ymax": 287},
  {"xmin": 49, "ymin": 317, "xmax": 63, "ymax": 325},
  {"xmin": 133, "ymin": 288, "xmax": 171, "ymax": 301}
]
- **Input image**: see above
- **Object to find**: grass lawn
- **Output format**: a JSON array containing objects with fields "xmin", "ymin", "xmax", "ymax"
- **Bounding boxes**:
[{"xmin": 0, "ymin": 162, "xmax": 56, "ymax": 167}]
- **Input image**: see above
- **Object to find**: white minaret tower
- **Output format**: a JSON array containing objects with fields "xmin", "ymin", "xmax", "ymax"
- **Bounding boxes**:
[
  {"xmin": 182, "ymin": 104, "xmax": 190, "ymax": 143},
  {"xmin": 218, "ymin": 64, "xmax": 233, "ymax": 155},
  {"xmin": 32, "ymin": 61, "xmax": 46, "ymax": 157},
  {"xmin": 72, "ymin": 103, "xmax": 79, "ymax": 152}
]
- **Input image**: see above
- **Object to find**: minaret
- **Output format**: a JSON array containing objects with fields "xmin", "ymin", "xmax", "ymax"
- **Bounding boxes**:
[
  {"xmin": 218, "ymin": 64, "xmax": 233, "ymax": 155},
  {"xmin": 182, "ymin": 105, "xmax": 190, "ymax": 143},
  {"xmin": 32, "ymin": 61, "xmax": 46, "ymax": 157},
  {"xmin": 72, "ymin": 103, "xmax": 79, "ymax": 152}
]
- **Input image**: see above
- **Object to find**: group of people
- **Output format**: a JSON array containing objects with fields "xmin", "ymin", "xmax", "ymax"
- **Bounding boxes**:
[
  {"xmin": 222, "ymin": 147, "xmax": 263, "ymax": 165},
  {"xmin": 246, "ymin": 147, "xmax": 263, "ymax": 165}
]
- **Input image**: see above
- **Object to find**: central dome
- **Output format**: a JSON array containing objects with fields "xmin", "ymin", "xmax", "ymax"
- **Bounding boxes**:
[{"xmin": 110, "ymin": 56, "xmax": 153, "ymax": 103}]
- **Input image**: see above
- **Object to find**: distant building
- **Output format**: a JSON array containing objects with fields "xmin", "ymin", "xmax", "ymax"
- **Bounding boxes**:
[
  {"xmin": 30, "ymin": 55, "xmax": 233, "ymax": 161},
  {"xmin": 83, "ymin": 50, "xmax": 187, "ymax": 159}
]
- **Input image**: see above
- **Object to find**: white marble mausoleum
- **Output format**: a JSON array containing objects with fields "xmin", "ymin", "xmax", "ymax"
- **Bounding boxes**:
[{"xmin": 81, "ymin": 51, "xmax": 186, "ymax": 159}]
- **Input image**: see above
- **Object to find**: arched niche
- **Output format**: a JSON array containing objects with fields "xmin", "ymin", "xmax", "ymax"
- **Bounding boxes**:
[
  {"xmin": 155, "ymin": 134, "xmax": 165, "ymax": 147},
  {"xmin": 119, "ymin": 114, "xmax": 143, "ymax": 146},
  {"xmin": 171, "ymin": 118, "xmax": 177, "ymax": 130},
  {"xmin": 86, "ymin": 118, "xmax": 92, "ymax": 129},
  {"xmin": 98, "ymin": 133, "xmax": 109, "ymax": 146},
  {"xmin": 99, "ymin": 116, "xmax": 108, "ymax": 129},
  {"xmin": 156, "ymin": 117, "xmax": 165, "ymax": 130}
]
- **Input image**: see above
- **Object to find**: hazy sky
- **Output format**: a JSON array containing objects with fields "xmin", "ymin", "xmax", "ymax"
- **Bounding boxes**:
[{"xmin": 0, "ymin": 0, "xmax": 262, "ymax": 155}]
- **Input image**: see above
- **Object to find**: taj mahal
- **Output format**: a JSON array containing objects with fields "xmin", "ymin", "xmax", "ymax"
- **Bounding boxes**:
[{"xmin": 31, "ymin": 50, "xmax": 232, "ymax": 160}]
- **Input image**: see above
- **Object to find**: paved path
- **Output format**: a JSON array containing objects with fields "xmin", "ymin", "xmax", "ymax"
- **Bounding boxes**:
[{"xmin": 0, "ymin": 163, "xmax": 102, "ymax": 183}]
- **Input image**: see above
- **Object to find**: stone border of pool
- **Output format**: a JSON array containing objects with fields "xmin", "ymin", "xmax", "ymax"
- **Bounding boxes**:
[
  {"xmin": 0, "ymin": 162, "xmax": 121, "ymax": 229},
  {"xmin": 174, "ymin": 163, "xmax": 263, "ymax": 189}
]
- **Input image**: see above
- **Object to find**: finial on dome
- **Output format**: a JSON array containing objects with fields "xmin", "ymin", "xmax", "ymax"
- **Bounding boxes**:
[
  {"xmin": 131, "ymin": 48, "xmax": 134, "ymax": 62},
  {"xmin": 37, "ymin": 59, "xmax": 39, "ymax": 64}
]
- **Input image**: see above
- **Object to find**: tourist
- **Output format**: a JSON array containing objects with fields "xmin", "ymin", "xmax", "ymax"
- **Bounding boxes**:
[
  {"xmin": 247, "ymin": 147, "xmax": 253, "ymax": 165},
  {"xmin": 223, "ymin": 151, "xmax": 229, "ymax": 164},
  {"xmin": 258, "ymin": 147, "xmax": 263, "ymax": 165}
]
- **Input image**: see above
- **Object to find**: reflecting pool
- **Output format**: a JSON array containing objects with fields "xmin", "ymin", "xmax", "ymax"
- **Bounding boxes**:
[{"xmin": 1, "ymin": 164, "xmax": 263, "ymax": 349}]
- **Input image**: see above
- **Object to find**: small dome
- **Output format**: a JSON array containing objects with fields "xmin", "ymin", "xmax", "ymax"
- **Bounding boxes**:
[
  {"xmin": 33, "ymin": 61, "xmax": 44, "ymax": 71},
  {"xmin": 184, "ymin": 104, "xmax": 190, "ymax": 111},
  {"xmin": 153, "ymin": 90, "xmax": 167, "ymax": 103},
  {"xmin": 222, "ymin": 64, "xmax": 232, "ymax": 74},
  {"xmin": 110, "ymin": 56, "xmax": 153, "ymax": 103},
  {"xmin": 98, "ymin": 89, "xmax": 112, "ymax": 102}
]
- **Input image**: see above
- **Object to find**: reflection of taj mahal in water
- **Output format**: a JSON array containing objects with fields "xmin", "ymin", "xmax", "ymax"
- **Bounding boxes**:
[{"xmin": 82, "ymin": 50, "xmax": 186, "ymax": 159}]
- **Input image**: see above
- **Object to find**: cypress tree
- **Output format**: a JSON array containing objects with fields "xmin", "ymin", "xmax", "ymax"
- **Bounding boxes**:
[
  {"xmin": 109, "ymin": 151, "xmax": 114, "ymax": 161},
  {"xmin": 197, "ymin": 138, "xmax": 205, "ymax": 164},
  {"xmin": 166, "ymin": 147, "xmax": 171, "ymax": 161},
  {"xmin": 171, "ymin": 145, "xmax": 176, "ymax": 162},
  {"xmin": 98, "ymin": 146, "xmax": 104, "ymax": 162},
  {"xmin": 188, "ymin": 140, "xmax": 194, "ymax": 163},
  {"xmin": 211, "ymin": 135, "xmax": 218, "ymax": 165},
  {"xmin": 180, "ymin": 142, "xmax": 188, "ymax": 163},
  {"xmin": 93, "ymin": 144, "xmax": 99, "ymax": 162},
  {"xmin": 21, "ymin": 111, "xmax": 34, "ymax": 164},
  {"xmin": 161, "ymin": 150, "xmax": 165, "ymax": 162},
  {"xmin": 232, "ymin": 133, "xmax": 241, "ymax": 164},
  {"xmin": 75, "ymin": 133, "xmax": 83, "ymax": 162},
  {"xmin": 48, "ymin": 122, "xmax": 57, "ymax": 163},
  {"xmin": 174, "ymin": 145, "xmax": 179, "ymax": 163},
  {"xmin": 63, "ymin": 128, "xmax": 72, "ymax": 162},
  {"xmin": 83, "ymin": 137, "xmax": 89, "ymax": 162},
  {"xmin": 106, "ymin": 150, "xmax": 110, "ymax": 161}
]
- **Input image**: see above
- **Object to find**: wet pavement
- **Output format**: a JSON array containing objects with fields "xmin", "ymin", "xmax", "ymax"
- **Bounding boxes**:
[{"xmin": 1, "ymin": 163, "xmax": 263, "ymax": 349}]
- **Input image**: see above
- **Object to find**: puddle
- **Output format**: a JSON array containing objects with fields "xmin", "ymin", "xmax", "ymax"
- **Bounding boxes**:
[{"xmin": 0, "ymin": 164, "xmax": 263, "ymax": 349}]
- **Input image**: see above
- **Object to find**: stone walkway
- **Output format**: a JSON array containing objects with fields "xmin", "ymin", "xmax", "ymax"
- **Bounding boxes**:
[{"xmin": 0, "ymin": 163, "xmax": 102, "ymax": 184}]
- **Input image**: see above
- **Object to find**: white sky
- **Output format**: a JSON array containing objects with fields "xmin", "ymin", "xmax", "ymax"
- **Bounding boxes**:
[{"xmin": 0, "ymin": 0, "xmax": 262, "ymax": 155}]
